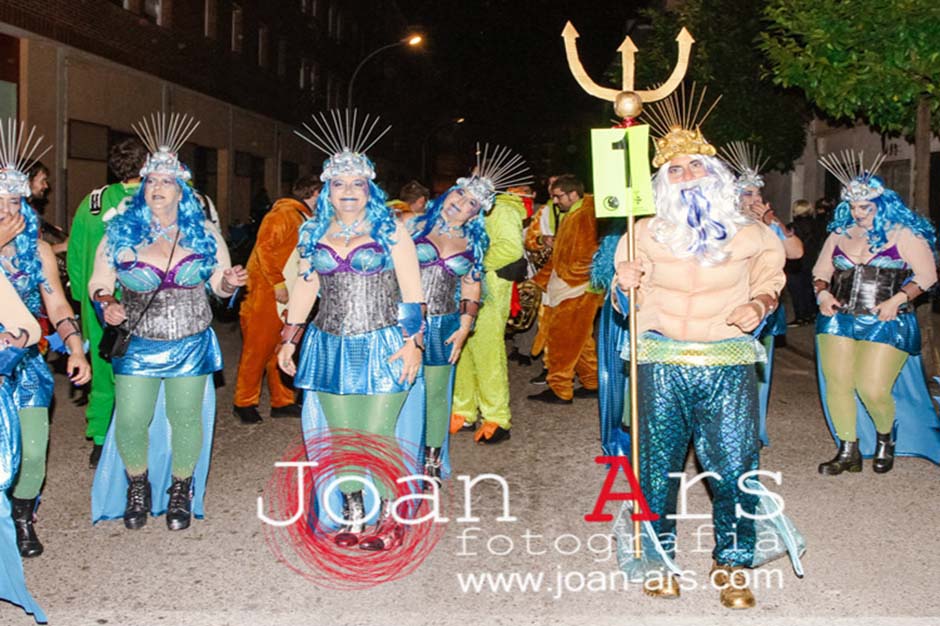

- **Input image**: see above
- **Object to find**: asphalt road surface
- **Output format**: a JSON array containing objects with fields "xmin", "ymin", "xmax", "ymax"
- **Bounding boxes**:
[{"xmin": 4, "ymin": 317, "xmax": 939, "ymax": 626}]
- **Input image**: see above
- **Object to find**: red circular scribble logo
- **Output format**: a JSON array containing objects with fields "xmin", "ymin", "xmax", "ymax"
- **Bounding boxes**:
[{"xmin": 260, "ymin": 428, "xmax": 447, "ymax": 590}]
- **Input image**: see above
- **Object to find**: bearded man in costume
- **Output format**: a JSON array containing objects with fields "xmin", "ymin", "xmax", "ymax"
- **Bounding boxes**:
[{"xmin": 611, "ymin": 88, "xmax": 804, "ymax": 608}]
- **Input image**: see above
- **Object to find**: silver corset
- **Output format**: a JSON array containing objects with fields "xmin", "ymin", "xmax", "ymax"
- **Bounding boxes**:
[
  {"xmin": 314, "ymin": 270, "xmax": 399, "ymax": 335},
  {"xmin": 421, "ymin": 264, "xmax": 459, "ymax": 316},
  {"xmin": 123, "ymin": 287, "xmax": 212, "ymax": 340}
]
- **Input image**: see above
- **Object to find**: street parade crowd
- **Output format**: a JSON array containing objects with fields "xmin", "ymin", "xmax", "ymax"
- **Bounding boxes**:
[{"xmin": 0, "ymin": 87, "xmax": 936, "ymax": 621}]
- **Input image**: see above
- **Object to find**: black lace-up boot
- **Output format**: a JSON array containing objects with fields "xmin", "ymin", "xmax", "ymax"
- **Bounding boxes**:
[
  {"xmin": 166, "ymin": 476, "xmax": 194, "ymax": 531},
  {"xmin": 124, "ymin": 472, "xmax": 151, "ymax": 530}
]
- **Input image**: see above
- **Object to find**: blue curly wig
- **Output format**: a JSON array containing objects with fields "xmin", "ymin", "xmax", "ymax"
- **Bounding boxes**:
[
  {"xmin": 297, "ymin": 170, "xmax": 398, "ymax": 273},
  {"xmin": 829, "ymin": 176, "xmax": 938, "ymax": 256},
  {"xmin": 411, "ymin": 185, "xmax": 490, "ymax": 280},
  {"xmin": 0, "ymin": 198, "xmax": 47, "ymax": 314},
  {"xmin": 105, "ymin": 177, "xmax": 218, "ymax": 278}
]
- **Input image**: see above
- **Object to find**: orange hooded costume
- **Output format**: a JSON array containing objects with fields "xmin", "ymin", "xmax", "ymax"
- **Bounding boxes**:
[
  {"xmin": 233, "ymin": 197, "xmax": 313, "ymax": 409},
  {"xmin": 532, "ymin": 194, "xmax": 601, "ymax": 400}
]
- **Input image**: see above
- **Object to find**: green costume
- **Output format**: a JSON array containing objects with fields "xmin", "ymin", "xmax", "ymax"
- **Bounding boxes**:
[
  {"xmin": 452, "ymin": 194, "xmax": 525, "ymax": 431},
  {"xmin": 66, "ymin": 182, "xmax": 139, "ymax": 444}
]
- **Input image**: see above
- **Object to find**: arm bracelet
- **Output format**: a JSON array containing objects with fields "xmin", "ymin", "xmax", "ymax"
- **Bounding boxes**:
[
  {"xmin": 92, "ymin": 289, "xmax": 117, "ymax": 305},
  {"xmin": 220, "ymin": 275, "xmax": 237, "ymax": 296},
  {"xmin": 459, "ymin": 299, "xmax": 481, "ymax": 318},
  {"xmin": 279, "ymin": 323, "xmax": 306, "ymax": 346},
  {"xmin": 55, "ymin": 317, "xmax": 82, "ymax": 345}
]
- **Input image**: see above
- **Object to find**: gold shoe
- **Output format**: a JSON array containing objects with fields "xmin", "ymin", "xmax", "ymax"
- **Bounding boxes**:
[
  {"xmin": 642, "ymin": 573, "xmax": 681, "ymax": 599},
  {"xmin": 710, "ymin": 562, "xmax": 756, "ymax": 609}
]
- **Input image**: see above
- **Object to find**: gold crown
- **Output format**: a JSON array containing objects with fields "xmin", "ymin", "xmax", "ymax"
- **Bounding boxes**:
[
  {"xmin": 652, "ymin": 127, "xmax": 716, "ymax": 168},
  {"xmin": 642, "ymin": 83, "xmax": 721, "ymax": 168}
]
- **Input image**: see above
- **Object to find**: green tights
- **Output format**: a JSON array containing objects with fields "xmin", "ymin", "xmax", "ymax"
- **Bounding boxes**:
[
  {"xmin": 316, "ymin": 391, "xmax": 407, "ymax": 497},
  {"xmin": 424, "ymin": 365, "xmax": 452, "ymax": 449},
  {"xmin": 818, "ymin": 335, "xmax": 908, "ymax": 441},
  {"xmin": 114, "ymin": 375, "xmax": 207, "ymax": 477},
  {"xmin": 12, "ymin": 408, "xmax": 48, "ymax": 500}
]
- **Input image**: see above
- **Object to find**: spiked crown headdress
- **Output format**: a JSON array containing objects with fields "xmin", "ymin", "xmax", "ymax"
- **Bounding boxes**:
[
  {"xmin": 642, "ymin": 83, "xmax": 721, "ymax": 168},
  {"xmin": 720, "ymin": 140, "xmax": 770, "ymax": 192},
  {"xmin": 295, "ymin": 109, "xmax": 391, "ymax": 182},
  {"xmin": 0, "ymin": 119, "xmax": 52, "ymax": 196},
  {"xmin": 818, "ymin": 150, "xmax": 886, "ymax": 202},
  {"xmin": 133, "ymin": 112, "xmax": 200, "ymax": 181},
  {"xmin": 458, "ymin": 143, "xmax": 533, "ymax": 208}
]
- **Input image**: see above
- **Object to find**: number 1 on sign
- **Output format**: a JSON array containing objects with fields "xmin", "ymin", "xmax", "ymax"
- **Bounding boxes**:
[{"xmin": 590, "ymin": 125, "xmax": 654, "ymax": 218}]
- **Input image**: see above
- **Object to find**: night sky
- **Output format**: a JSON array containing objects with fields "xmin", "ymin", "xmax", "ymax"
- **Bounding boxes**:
[{"xmin": 394, "ymin": 0, "xmax": 654, "ymax": 181}]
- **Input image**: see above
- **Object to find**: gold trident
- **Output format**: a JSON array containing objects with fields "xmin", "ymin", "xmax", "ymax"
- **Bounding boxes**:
[
  {"xmin": 562, "ymin": 21, "xmax": 695, "ymax": 562},
  {"xmin": 562, "ymin": 21, "xmax": 694, "ymax": 119}
]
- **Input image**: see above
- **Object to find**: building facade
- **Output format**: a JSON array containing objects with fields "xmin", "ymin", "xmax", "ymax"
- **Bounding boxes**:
[
  {"xmin": 763, "ymin": 119, "xmax": 940, "ymax": 225},
  {"xmin": 0, "ymin": 0, "xmax": 411, "ymax": 231}
]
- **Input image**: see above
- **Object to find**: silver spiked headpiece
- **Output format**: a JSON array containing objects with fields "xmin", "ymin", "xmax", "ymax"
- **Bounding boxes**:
[
  {"xmin": 458, "ymin": 143, "xmax": 534, "ymax": 209},
  {"xmin": 0, "ymin": 119, "xmax": 52, "ymax": 196},
  {"xmin": 818, "ymin": 150, "xmax": 887, "ymax": 202},
  {"xmin": 720, "ymin": 140, "xmax": 770, "ymax": 192},
  {"xmin": 133, "ymin": 112, "xmax": 200, "ymax": 181},
  {"xmin": 295, "ymin": 109, "xmax": 392, "ymax": 182}
]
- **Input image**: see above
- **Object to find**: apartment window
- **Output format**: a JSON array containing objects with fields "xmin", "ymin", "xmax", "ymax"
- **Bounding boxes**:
[
  {"xmin": 311, "ymin": 0, "xmax": 321, "ymax": 17},
  {"xmin": 142, "ymin": 0, "xmax": 162, "ymax": 25},
  {"xmin": 114, "ymin": 0, "xmax": 142, "ymax": 12},
  {"xmin": 282, "ymin": 160, "xmax": 299, "ymax": 191},
  {"xmin": 881, "ymin": 159, "xmax": 912, "ymax": 205},
  {"xmin": 277, "ymin": 39, "xmax": 287, "ymax": 77},
  {"xmin": 299, "ymin": 58, "xmax": 308, "ymax": 89},
  {"xmin": 204, "ymin": 0, "xmax": 217, "ymax": 38},
  {"xmin": 258, "ymin": 25, "xmax": 270, "ymax": 68},
  {"xmin": 326, "ymin": 72, "xmax": 335, "ymax": 108},
  {"xmin": 231, "ymin": 4, "xmax": 244, "ymax": 53}
]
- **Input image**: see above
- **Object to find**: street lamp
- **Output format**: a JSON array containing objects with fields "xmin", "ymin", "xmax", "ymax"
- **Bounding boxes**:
[
  {"xmin": 421, "ymin": 117, "xmax": 466, "ymax": 183},
  {"xmin": 347, "ymin": 34, "xmax": 423, "ymax": 106}
]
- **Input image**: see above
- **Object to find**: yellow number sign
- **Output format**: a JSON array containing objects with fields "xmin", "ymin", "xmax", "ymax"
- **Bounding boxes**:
[{"xmin": 591, "ymin": 125, "xmax": 654, "ymax": 218}]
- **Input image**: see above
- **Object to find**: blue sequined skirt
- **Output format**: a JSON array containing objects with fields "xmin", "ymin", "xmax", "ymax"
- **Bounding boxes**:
[
  {"xmin": 113, "ymin": 328, "xmax": 223, "ymax": 377},
  {"xmin": 11, "ymin": 347, "xmax": 54, "ymax": 410},
  {"xmin": 294, "ymin": 323, "xmax": 414, "ymax": 395},
  {"xmin": 816, "ymin": 311, "xmax": 920, "ymax": 355},
  {"xmin": 424, "ymin": 312, "xmax": 460, "ymax": 367}
]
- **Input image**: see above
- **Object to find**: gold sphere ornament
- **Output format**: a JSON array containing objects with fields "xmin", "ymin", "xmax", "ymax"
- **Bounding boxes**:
[{"xmin": 614, "ymin": 91, "xmax": 644, "ymax": 119}]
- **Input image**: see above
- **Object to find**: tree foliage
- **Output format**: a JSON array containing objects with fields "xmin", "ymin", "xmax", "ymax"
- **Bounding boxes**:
[
  {"xmin": 761, "ymin": 0, "xmax": 940, "ymax": 135},
  {"xmin": 616, "ymin": 0, "xmax": 811, "ymax": 171}
]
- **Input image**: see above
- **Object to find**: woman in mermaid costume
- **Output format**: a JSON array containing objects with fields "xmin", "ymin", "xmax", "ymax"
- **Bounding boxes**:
[
  {"xmin": 89, "ymin": 113, "xmax": 247, "ymax": 531},
  {"xmin": 0, "ymin": 131, "xmax": 52, "ymax": 622},
  {"xmin": 0, "ymin": 120, "xmax": 91, "ymax": 559},
  {"xmin": 278, "ymin": 110, "xmax": 425, "ymax": 551},
  {"xmin": 410, "ymin": 144, "xmax": 531, "ymax": 480},
  {"xmin": 813, "ymin": 153, "xmax": 938, "ymax": 475}
]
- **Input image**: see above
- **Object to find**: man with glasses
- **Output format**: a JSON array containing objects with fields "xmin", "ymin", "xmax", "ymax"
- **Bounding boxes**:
[{"xmin": 528, "ymin": 175, "xmax": 601, "ymax": 404}]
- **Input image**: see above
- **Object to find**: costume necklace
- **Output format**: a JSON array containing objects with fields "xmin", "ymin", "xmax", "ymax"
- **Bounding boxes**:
[
  {"xmin": 435, "ymin": 216, "xmax": 465, "ymax": 239},
  {"xmin": 153, "ymin": 220, "xmax": 178, "ymax": 243},
  {"xmin": 331, "ymin": 216, "xmax": 367, "ymax": 245}
]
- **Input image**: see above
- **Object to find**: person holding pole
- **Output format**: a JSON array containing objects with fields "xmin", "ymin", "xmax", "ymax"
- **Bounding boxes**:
[{"xmin": 611, "ymin": 86, "xmax": 804, "ymax": 608}]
